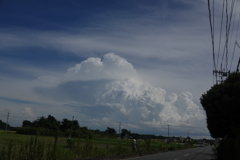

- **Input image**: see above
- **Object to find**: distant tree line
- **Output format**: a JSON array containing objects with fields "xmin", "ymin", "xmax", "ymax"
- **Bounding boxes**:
[
  {"xmin": 22, "ymin": 115, "xmax": 79, "ymax": 132},
  {"xmin": 16, "ymin": 115, "xmax": 120, "ymax": 138},
  {"xmin": 0, "ymin": 120, "xmax": 10, "ymax": 130},
  {"xmin": 1, "ymin": 115, "xmax": 186, "ymax": 140}
]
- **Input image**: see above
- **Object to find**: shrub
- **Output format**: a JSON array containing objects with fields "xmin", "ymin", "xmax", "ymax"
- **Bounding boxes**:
[
  {"xmin": 17, "ymin": 127, "xmax": 37, "ymax": 135},
  {"xmin": 217, "ymin": 138, "xmax": 240, "ymax": 160}
]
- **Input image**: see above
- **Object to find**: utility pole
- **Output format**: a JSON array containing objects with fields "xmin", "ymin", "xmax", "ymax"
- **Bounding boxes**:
[
  {"xmin": 236, "ymin": 57, "xmax": 240, "ymax": 73},
  {"xmin": 69, "ymin": 116, "xmax": 74, "ymax": 140},
  {"xmin": 167, "ymin": 125, "xmax": 170, "ymax": 142},
  {"xmin": 5, "ymin": 112, "xmax": 9, "ymax": 133},
  {"xmin": 119, "ymin": 122, "xmax": 121, "ymax": 138}
]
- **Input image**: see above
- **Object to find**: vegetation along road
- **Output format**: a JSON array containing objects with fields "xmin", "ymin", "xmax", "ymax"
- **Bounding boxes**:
[{"xmin": 127, "ymin": 146, "xmax": 213, "ymax": 160}]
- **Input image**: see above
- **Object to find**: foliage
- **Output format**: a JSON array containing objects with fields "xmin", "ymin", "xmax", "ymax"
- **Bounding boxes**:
[
  {"xmin": 0, "ymin": 136, "xmax": 72, "ymax": 160},
  {"xmin": 0, "ymin": 133, "xmax": 196, "ymax": 160},
  {"xmin": 19, "ymin": 115, "xmax": 81, "ymax": 136},
  {"xmin": 0, "ymin": 120, "xmax": 10, "ymax": 130},
  {"xmin": 121, "ymin": 129, "xmax": 131, "ymax": 138},
  {"xmin": 104, "ymin": 127, "xmax": 116, "ymax": 136},
  {"xmin": 60, "ymin": 118, "xmax": 80, "ymax": 132},
  {"xmin": 0, "ymin": 131, "xmax": 16, "ymax": 134},
  {"xmin": 131, "ymin": 133, "xmax": 164, "ymax": 140},
  {"xmin": 200, "ymin": 73, "xmax": 240, "ymax": 139},
  {"xmin": 17, "ymin": 127, "xmax": 37, "ymax": 135},
  {"xmin": 216, "ymin": 136, "xmax": 240, "ymax": 160},
  {"xmin": 32, "ymin": 115, "xmax": 60, "ymax": 131},
  {"xmin": 22, "ymin": 120, "xmax": 32, "ymax": 127}
]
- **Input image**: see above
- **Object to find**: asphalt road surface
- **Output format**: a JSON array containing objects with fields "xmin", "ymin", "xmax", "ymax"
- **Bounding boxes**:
[{"xmin": 127, "ymin": 146, "xmax": 213, "ymax": 160}]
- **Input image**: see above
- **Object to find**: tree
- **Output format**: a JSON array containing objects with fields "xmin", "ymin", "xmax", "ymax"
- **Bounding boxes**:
[
  {"xmin": 31, "ymin": 115, "xmax": 60, "ymax": 131},
  {"xmin": 0, "ymin": 120, "xmax": 9, "ymax": 130},
  {"xmin": 121, "ymin": 129, "xmax": 131, "ymax": 138},
  {"xmin": 60, "ymin": 118, "xmax": 80, "ymax": 132},
  {"xmin": 200, "ymin": 73, "xmax": 240, "ymax": 139},
  {"xmin": 22, "ymin": 120, "xmax": 32, "ymax": 127},
  {"xmin": 94, "ymin": 129, "xmax": 101, "ymax": 134},
  {"xmin": 46, "ymin": 115, "xmax": 60, "ymax": 130},
  {"xmin": 105, "ymin": 127, "xmax": 116, "ymax": 135}
]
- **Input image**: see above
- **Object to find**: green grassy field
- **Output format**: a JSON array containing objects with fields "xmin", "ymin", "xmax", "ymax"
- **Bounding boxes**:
[
  {"xmin": 0, "ymin": 132, "xmax": 192, "ymax": 160},
  {"xmin": 0, "ymin": 132, "xmax": 68, "ymax": 148}
]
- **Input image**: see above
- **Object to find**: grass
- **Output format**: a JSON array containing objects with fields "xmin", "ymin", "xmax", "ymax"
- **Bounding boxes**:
[
  {"xmin": 0, "ymin": 132, "xmax": 66, "ymax": 147},
  {"xmin": 0, "ymin": 132, "xmax": 194, "ymax": 160},
  {"xmin": 0, "ymin": 131, "xmax": 16, "ymax": 134}
]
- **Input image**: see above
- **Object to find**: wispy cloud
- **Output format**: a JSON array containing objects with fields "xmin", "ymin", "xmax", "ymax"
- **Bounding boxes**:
[{"xmin": 0, "ymin": 97, "xmax": 38, "ymax": 104}]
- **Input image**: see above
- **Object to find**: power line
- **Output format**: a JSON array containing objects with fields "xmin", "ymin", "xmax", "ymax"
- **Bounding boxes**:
[
  {"xmin": 210, "ymin": 0, "xmax": 240, "ymax": 84},
  {"xmin": 208, "ymin": 0, "xmax": 217, "ymax": 75},
  {"xmin": 217, "ymin": 0, "xmax": 225, "ymax": 69},
  {"xmin": 236, "ymin": 57, "xmax": 240, "ymax": 72},
  {"xmin": 231, "ymin": 40, "xmax": 240, "ymax": 70},
  {"xmin": 230, "ymin": 8, "xmax": 240, "ymax": 70},
  {"xmin": 228, "ymin": 0, "xmax": 238, "ymax": 61},
  {"xmin": 224, "ymin": 0, "xmax": 235, "ymax": 72},
  {"xmin": 225, "ymin": 0, "xmax": 235, "ymax": 69}
]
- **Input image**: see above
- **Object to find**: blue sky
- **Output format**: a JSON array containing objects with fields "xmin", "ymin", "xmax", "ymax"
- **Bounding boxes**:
[{"xmin": 1, "ymin": 0, "xmax": 239, "ymax": 139}]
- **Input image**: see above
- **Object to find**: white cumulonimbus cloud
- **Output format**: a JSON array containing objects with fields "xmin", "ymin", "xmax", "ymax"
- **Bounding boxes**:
[
  {"xmin": 36, "ymin": 53, "xmax": 206, "ymax": 129},
  {"xmin": 65, "ymin": 53, "xmax": 139, "ymax": 81}
]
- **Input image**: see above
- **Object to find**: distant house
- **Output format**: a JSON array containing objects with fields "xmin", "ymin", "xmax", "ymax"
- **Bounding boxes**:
[
  {"xmin": 179, "ymin": 136, "xmax": 184, "ymax": 142},
  {"xmin": 9, "ymin": 127, "xmax": 18, "ymax": 131},
  {"xmin": 152, "ymin": 139, "xmax": 163, "ymax": 142},
  {"xmin": 124, "ymin": 134, "xmax": 129, "ymax": 139},
  {"xmin": 169, "ymin": 138, "xmax": 177, "ymax": 142},
  {"xmin": 196, "ymin": 139, "xmax": 205, "ymax": 144},
  {"xmin": 163, "ymin": 138, "xmax": 168, "ymax": 142},
  {"xmin": 184, "ymin": 136, "xmax": 194, "ymax": 142}
]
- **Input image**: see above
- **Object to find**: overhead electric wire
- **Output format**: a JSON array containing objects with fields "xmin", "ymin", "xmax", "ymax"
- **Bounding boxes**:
[
  {"xmin": 220, "ymin": 0, "xmax": 229, "ymax": 72},
  {"xmin": 230, "ymin": 14, "xmax": 240, "ymax": 70},
  {"xmin": 226, "ymin": 0, "xmax": 236, "ymax": 71},
  {"xmin": 228, "ymin": 0, "xmax": 237, "ymax": 47},
  {"xmin": 230, "ymin": 0, "xmax": 240, "ymax": 70},
  {"xmin": 224, "ymin": 0, "xmax": 229, "ymax": 72},
  {"xmin": 228, "ymin": 0, "xmax": 237, "ymax": 68},
  {"xmin": 208, "ymin": 0, "xmax": 217, "ymax": 73},
  {"xmin": 213, "ymin": 0, "xmax": 216, "ymax": 84},
  {"xmin": 220, "ymin": 0, "xmax": 235, "ymax": 72},
  {"xmin": 210, "ymin": 0, "xmax": 240, "ymax": 83},
  {"xmin": 232, "ymin": 41, "xmax": 240, "ymax": 65},
  {"xmin": 217, "ymin": 0, "xmax": 225, "ymax": 69},
  {"xmin": 213, "ymin": 0, "xmax": 215, "ymax": 53}
]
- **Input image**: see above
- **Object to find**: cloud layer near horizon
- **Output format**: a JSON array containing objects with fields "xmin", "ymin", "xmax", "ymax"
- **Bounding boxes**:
[{"xmin": 35, "ymin": 53, "xmax": 206, "ymax": 129}]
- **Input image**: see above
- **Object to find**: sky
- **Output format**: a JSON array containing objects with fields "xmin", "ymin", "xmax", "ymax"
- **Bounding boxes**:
[{"xmin": 1, "ymin": 0, "xmax": 240, "ymax": 139}]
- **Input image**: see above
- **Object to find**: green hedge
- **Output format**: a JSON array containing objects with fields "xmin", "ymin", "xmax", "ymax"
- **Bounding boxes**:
[
  {"xmin": 16, "ymin": 127, "xmax": 96, "ymax": 138},
  {"xmin": 217, "ymin": 137, "xmax": 240, "ymax": 160},
  {"xmin": 16, "ymin": 127, "xmax": 59, "ymax": 136}
]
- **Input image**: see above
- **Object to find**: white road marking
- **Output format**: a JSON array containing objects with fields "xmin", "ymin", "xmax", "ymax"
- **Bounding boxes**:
[{"xmin": 184, "ymin": 154, "xmax": 189, "ymax": 157}]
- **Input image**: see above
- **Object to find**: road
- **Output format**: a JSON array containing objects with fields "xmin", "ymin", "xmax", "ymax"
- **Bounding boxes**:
[{"xmin": 127, "ymin": 146, "xmax": 213, "ymax": 160}]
